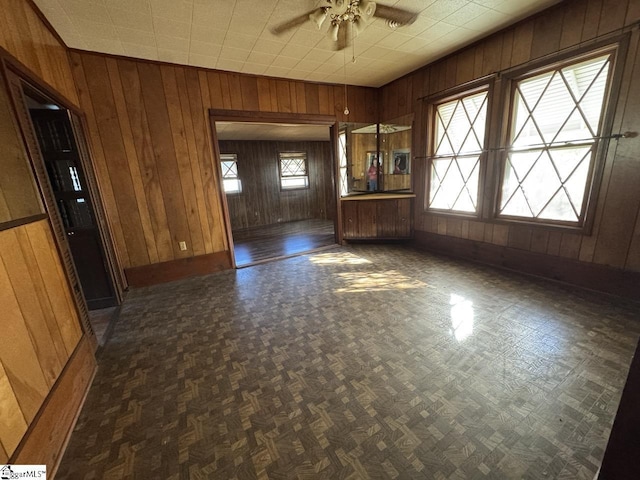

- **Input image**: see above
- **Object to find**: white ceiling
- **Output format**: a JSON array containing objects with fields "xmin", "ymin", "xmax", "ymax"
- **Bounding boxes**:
[{"xmin": 34, "ymin": 0, "xmax": 561, "ymax": 88}]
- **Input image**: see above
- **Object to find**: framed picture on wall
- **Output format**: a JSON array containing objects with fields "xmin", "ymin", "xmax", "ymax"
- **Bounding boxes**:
[{"xmin": 392, "ymin": 149, "xmax": 410, "ymax": 174}]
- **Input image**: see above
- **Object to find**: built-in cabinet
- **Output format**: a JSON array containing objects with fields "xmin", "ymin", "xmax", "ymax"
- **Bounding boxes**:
[{"xmin": 342, "ymin": 194, "xmax": 414, "ymax": 240}]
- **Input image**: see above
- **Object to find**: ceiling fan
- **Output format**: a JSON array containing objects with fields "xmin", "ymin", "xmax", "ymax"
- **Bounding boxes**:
[{"xmin": 271, "ymin": 0, "xmax": 419, "ymax": 51}]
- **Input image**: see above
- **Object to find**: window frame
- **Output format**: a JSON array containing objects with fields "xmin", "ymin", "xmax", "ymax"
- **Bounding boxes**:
[
  {"xmin": 220, "ymin": 153, "xmax": 242, "ymax": 195},
  {"xmin": 425, "ymin": 80, "xmax": 494, "ymax": 219},
  {"xmin": 278, "ymin": 151, "xmax": 310, "ymax": 191},
  {"xmin": 494, "ymin": 41, "xmax": 627, "ymax": 232}
]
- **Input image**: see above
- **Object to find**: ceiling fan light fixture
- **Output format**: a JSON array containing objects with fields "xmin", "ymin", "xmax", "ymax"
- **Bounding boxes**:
[
  {"xmin": 330, "ymin": 0, "xmax": 349, "ymax": 15},
  {"xmin": 309, "ymin": 8, "xmax": 328, "ymax": 30},
  {"xmin": 328, "ymin": 22, "xmax": 340, "ymax": 42},
  {"xmin": 359, "ymin": 0, "xmax": 377, "ymax": 21}
]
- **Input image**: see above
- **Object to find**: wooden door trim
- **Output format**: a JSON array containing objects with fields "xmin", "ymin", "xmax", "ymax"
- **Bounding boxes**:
[
  {"xmin": 0, "ymin": 46, "xmax": 80, "ymax": 113},
  {"xmin": 210, "ymin": 109, "xmax": 337, "ymax": 125},
  {"xmin": 208, "ymin": 119, "xmax": 236, "ymax": 268}
]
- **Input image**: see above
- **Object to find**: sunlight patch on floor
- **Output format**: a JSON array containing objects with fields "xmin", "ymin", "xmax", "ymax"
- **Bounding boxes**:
[
  {"xmin": 309, "ymin": 251, "xmax": 372, "ymax": 265},
  {"xmin": 335, "ymin": 270, "xmax": 427, "ymax": 293}
]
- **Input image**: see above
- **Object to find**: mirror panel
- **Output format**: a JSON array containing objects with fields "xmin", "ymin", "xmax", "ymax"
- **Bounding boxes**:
[{"xmin": 339, "ymin": 114, "xmax": 413, "ymax": 196}]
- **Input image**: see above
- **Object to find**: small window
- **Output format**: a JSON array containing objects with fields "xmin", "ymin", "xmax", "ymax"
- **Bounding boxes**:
[
  {"xmin": 428, "ymin": 89, "xmax": 488, "ymax": 214},
  {"xmin": 221, "ymin": 153, "xmax": 241, "ymax": 194},
  {"xmin": 498, "ymin": 52, "xmax": 614, "ymax": 224},
  {"xmin": 279, "ymin": 152, "xmax": 309, "ymax": 190}
]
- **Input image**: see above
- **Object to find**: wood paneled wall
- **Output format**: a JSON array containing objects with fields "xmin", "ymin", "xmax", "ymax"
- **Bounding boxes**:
[
  {"xmin": 70, "ymin": 51, "xmax": 377, "ymax": 270},
  {"xmin": 0, "ymin": 0, "xmax": 78, "ymax": 106},
  {"xmin": 0, "ymin": 220, "xmax": 82, "ymax": 458},
  {"xmin": 219, "ymin": 140, "xmax": 334, "ymax": 230},
  {"xmin": 380, "ymin": 0, "xmax": 640, "ymax": 273}
]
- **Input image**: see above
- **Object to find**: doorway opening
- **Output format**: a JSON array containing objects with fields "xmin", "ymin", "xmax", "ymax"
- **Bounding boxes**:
[
  {"xmin": 22, "ymin": 86, "xmax": 119, "ymax": 339},
  {"xmin": 214, "ymin": 121, "xmax": 337, "ymax": 267}
]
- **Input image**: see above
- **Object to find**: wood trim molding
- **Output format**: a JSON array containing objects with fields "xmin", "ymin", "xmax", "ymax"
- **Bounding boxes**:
[
  {"xmin": 209, "ymin": 109, "xmax": 337, "ymax": 124},
  {"xmin": 0, "ymin": 48, "xmax": 80, "ymax": 113},
  {"xmin": 0, "ymin": 214, "xmax": 48, "ymax": 232},
  {"xmin": 11, "ymin": 334, "xmax": 96, "ymax": 476},
  {"xmin": 413, "ymin": 231, "xmax": 640, "ymax": 301},
  {"xmin": 125, "ymin": 251, "xmax": 233, "ymax": 287}
]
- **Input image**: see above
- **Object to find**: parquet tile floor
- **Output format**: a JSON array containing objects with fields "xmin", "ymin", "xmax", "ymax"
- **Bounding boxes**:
[{"xmin": 58, "ymin": 245, "xmax": 640, "ymax": 479}]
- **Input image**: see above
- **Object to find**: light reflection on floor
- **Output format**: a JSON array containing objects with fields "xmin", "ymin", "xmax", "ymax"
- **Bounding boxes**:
[{"xmin": 449, "ymin": 293, "xmax": 474, "ymax": 342}]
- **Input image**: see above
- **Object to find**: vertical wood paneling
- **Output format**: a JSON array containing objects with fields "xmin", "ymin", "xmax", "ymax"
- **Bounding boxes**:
[
  {"xmin": 105, "ymin": 58, "xmax": 160, "ymax": 265},
  {"xmin": 581, "ymin": 0, "xmax": 604, "ymax": 41},
  {"xmin": 530, "ymin": 10, "xmax": 563, "ymax": 60},
  {"xmin": 560, "ymin": 0, "xmax": 587, "ymax": 49},
  {"xmin": 0, "ymin": 248, "xmax": 49, "ymax": 423},
  {"xmin": 160, "ymin": 65, "xmax": 205, "ymax": 257},
  {"xmin": 117, "ymin": 59, "xmax": 172, "ymax": 263},
  {"xmin": 80, "ymin": 54, "xmax": 149, "ymax": 267},
  {"xmin": 0, "ymin": 220, "xmax": 82, "ymax": 446},
  {"xmin": 511, "ymin": 22, "xmax": 534, "ymax": 66},
  {"xmin": 176, "ymin": 68, "xmax": 214, "ymax": 254},
  {"xmin": 73, "ymin": 51, "xmax": 375, "ymax": 270},
  {"xmin": 221, "ymin": 140, "xmax": 333, "ymax": 230},
  {"xmin": 1, "ymin": 229, "xmax": 64, "ymax": 386},
  {"xmin": 13, "ymin": 227, "xmax": 68, "ymax": 364},
  {"xmin": 0, "ymin": 0, "xmax": 78, "ymax": 106},
  {"xmin": 0, "ymin": 360, "xmax": 27, "ymax": 457},
  {"xmin": 138, "ymin": 62, "xmax": 192, "ymax": 259}
]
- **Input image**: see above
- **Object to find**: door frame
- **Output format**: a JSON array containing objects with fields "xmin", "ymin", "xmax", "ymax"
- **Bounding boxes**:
[
  {"xmin": 208, "ymin": 109, "xmax": 340, "ymax": 268},
  {"xmin": 1, "ymin": 56, "xmax": 123, "ymax": 326}
]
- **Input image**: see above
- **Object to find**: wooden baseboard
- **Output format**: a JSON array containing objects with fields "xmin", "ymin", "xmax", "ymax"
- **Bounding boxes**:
[
  {"xmin": 124, "ymin": 251, "xmax": 232, "ymax": 287},
  {"xmin": 413, "ymin": 231, "xmax": 640, "ymax": 301},
  {"xmin": 11, "ymin": 334, "xmax": 96, "ymax": 476}
]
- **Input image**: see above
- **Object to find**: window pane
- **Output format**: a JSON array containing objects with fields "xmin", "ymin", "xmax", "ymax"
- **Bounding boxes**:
[
  {"xmin": 429, "ymin": 90, "xmax": 487, "ymax": 213},
  {"xmin": 280, "ymin": 152, "xmax": 309, "ymax": 190},
  {"xmin": 500, "ymin": 53, "xmax": 612, "ymax": 223},
  {"xmin": 281, "ymin": 176, "xmax": 309, "ymax": 189},
  {"xmin": 223, "ymin": 178, "xmax": 241, "ymax": 193},
  {"xmin": 220, "ymin": 153, "xmax": 240, "ymax": 193}
]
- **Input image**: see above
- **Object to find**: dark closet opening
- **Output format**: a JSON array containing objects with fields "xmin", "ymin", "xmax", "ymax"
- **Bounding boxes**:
[{"xmin": 24, "ymin": 87, "xmax": 117, "ymax": 311}]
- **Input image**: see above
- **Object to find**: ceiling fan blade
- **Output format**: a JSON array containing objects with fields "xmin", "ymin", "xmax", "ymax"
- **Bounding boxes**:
[
  {"xmin": 373, "ymin": 4, "xmax": 418, "ymax": 26},
  {"xmin": 271, "ymin": 10, "xmax": 316, "ymax": 35}
]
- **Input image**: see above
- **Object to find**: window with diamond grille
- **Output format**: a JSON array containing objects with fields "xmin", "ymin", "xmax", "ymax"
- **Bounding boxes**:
[
  {"xmin": 279, "ymin": 152, "xmax": 309, "ymax": 190},
  {"xmin": 221, "ymin": 153, "xmax": 241, "ymax": 194},
  {"xmin": 498, "ymin": 53, "xmax": 613, "ymax": 224},
  {"xmin": 429, "ymin": 89, "xmax": 488, "ymax": 213}
]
